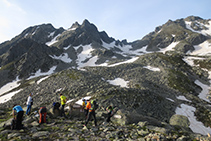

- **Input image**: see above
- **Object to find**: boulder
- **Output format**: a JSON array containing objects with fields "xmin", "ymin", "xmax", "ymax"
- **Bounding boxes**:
[
  {"xmin": 169, "ymin": 114, "xmax": 190, "ymax": 128},
  {"xmin": 112, "ymin": 109, "xmax": 162, "ymax": 126}
]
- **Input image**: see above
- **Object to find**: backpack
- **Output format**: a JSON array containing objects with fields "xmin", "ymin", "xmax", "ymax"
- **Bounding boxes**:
[
  {"xmin": 85, "ymin": 100, "xmax": 87, "ymax": 106},
  {"xmin": 91, "ymin": 100, "xmax": 99, "ymax": 110},
  {"xmin": 53, "ymin": 102, "xmax": 60, "ymax": 110},
  {"xmin": 31, "ymin": 98, "xmax": 33, "ymax": 105}
]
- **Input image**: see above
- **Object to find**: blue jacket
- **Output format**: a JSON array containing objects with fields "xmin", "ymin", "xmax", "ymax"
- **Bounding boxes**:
[{"xmin": 13, "ymin": 105, "xmax": 23, "ymax": 113}]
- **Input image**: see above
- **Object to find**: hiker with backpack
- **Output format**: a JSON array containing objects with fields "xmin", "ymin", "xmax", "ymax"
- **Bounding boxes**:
[
  {"xmin": 106, "ymin": 105, "xmax": 114, "ymax": 123},
  {"xmin": 59, "ymin": 93, "xmax": 67, "ymax": 118},
  {"xmin": 11, "ymin": 104, "xmax": 24, "ymax": 130},
  {"xmin": 26, "ymin": 93, "xmax": 33, "ymax": 115},
  {"xmin": 39, "ymin": 106, "xmax": 47, "ymax": 124},
  {"xmin": 84, "ymin": 99, "xmax": 98, "ymax": 127}
]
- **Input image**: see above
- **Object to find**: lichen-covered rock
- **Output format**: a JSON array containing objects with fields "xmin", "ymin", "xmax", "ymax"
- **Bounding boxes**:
[{"xmin": 169, "ymin": 114, "xmax": 190, "ymax": 128}]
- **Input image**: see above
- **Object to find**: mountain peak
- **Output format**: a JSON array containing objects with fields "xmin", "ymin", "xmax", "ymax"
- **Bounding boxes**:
[
  {"xmin": 82, "ymin": 19, "xmax": 91, "ymax": 26},
  {"xmin": 185, "ymin": 16, "xmax": 203, "ymax": 21},
  {"xmin": 70, "ymin": 21, "xmax": 80, "ymax": 29}
]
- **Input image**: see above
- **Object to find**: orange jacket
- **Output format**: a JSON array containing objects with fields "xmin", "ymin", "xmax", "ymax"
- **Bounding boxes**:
[{"xmin": 86, "ymin": 101, "xmax": 92, "ymax": 112}]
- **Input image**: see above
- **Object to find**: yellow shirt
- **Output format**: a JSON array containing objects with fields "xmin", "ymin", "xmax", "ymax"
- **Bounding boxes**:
[
  {"xmin": 82, "ymin": 101, "xmax": 86, "ymax": 109},
  {"xmin": 60, "ymin": 95, "xmax": 67, "ymax": 105}
]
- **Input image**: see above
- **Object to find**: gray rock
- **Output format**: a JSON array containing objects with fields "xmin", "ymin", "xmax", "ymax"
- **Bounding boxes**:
[
  {"xmin": 8, "ymin": 132, "xmax": 21, "ymax": 139},
  {"xmin": 169, "ymin": 114, "xmax": 190, "ymax": 128},
  {"xmin": 146, "ymin": 125, "xmax": 170, "ymax": 134},
  {"xmin": 0, "ymin": 118, "xmax": 13, "ymax": 129},
  {"xmin": 137, "ymin": 129, "xmax": 149, "ymax": 136},
  {"xmin": 32, "ymin": 131, "xmax": 49, "ymax": 139}
]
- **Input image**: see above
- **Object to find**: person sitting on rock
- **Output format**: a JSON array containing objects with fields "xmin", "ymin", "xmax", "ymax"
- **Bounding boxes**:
[
  {"xmin": 12, "ymin": 104, "xmax": 24, "ymax": 130},
  {"xmin": 106, "ymin": 105, "xmax": 114, "ymax": 123}
]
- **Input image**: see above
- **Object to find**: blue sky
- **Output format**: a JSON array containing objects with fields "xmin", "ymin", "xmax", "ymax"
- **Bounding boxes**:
[{"xmin": 0, "ymin": 0, "xmax": 210, "ymax": 43}]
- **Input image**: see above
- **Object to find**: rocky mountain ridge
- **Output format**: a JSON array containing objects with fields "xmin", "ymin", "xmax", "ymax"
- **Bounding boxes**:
[{"xmin": 0, "ymin": 15, "xmax": 211, "ymax": 140}]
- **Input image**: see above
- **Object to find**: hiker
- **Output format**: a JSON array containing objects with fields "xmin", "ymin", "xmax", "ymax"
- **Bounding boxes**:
[
  {"xmin": 82, "ymin": 98, "xmax": 88, "ymax": 118},
  {"xmin": 53, "ymin": 102, "xmax": 61, "ymax": 111},
  {"xmin": 106, "ymin": 105, "xmax": 114, "ymax": 123},
  {"xmin": 52, "ymin": 102, "xmax": 61, "ymax": 117},
  {"xmin": 84, "ymin": 99, "xmax": 97, "ymax": 127},
  {"xmin": 39, "ymin": 106, "xmax": 47, "ymax": 124},
  {"xmin": 26, "ymin": 93, "xmax": 33, "ymax": 115},
  {"xmin": 59, "ymin": 93, "xmax": 67, "ymax": 118},
  {"xmin": 12, "ymin": 104, "xmax": 24, "ymax": 130}
]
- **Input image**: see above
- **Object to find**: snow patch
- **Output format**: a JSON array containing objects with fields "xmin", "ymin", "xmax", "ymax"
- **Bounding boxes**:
[
  {"xmin": 37, "ymin": 76, "xmax": 50, "ymax": 84},
  {"xmin": 74, "ymin": 44, "xmax": 95, "ymax": 68},
  {"xmin": 107, "ymin": 78, "xmax": 129, "ymax": 88},
  {"xmin": 176, "ymin": 95, "xmax": 191, "ymax": 102},
  {"xmin": 194, "ymin": 80, "xmax": 210, "ymax": 103},
  {"xmin": 0, "ymin": 78, "xmax": 20, "ymax": 96},
  {"xmin": 159, "ymin": 41, "xmax": 180, "ymax": 53},
  {"xmin": 143, "ymin": 66, "xmax": 160, "ymax": 71},
  {"xmin": 50, "ymin": 53, "xmax": 72, "ymax": 63},
  {"xmin": 32, "ymin": 27, "xmax": 39, "ymax": 35},
  {"xmin": 102, "ymin": 40, "xmax": 148, "ymax": 56},
  {"xmin": 27, "ymin": 66, "xmax": 57, "ymax": 80},
  {"xmin": 176, "ymin": 104, "xmax": 211, "ymax": 135},
  {"xmin": 46, "ymin": 34, "xmax": 61, "ymax": 46},
  {"xmin": 166, "ymin": 98, "xmax": 174, "ymax": 102},
  {"xmin": 183, "ymin": 56, "xmax": 205, "ymax": 66},
  {"xmin": 0, "ymin": 89, "xmax": 22, "ymax": 103},
  {"xmin": 185, "ymin": 21, "xmax": 211, "ymax": 36},
  {"xmin": 108, "ymin": 57, "xmax": 139, "ymax": 67},
  {"xmin": 48, "ymin": 31, "xmax": 55, "ymax": 38},
  {"xmin": 189, "ymin": 41, "xmax": 211, "ymax": 56}
]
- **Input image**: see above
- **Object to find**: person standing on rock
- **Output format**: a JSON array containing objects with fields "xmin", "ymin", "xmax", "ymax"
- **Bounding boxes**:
[
  {"xmin": 82, "ymin": 98, "xmax": 88, "ymax": 119},
  {"xmin": 59, "ymin": 93, "xmax": 67, "ymax": 118},
  {"xmin": 26, "ymin": 93, "xmax": 33, "ymax": 115},
  {"xmin": 12, "ymin": 104, "xmax": 24, "ymax": 130},
  {"xmin": 84, "ymin": 99, "xmax": 97, "ymax": 127}
]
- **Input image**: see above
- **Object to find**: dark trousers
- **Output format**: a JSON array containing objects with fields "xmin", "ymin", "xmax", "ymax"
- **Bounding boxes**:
[
  {"xmin": 84, "ymin": 109, "xmax": 88, "ymax": 117},
  {"xmin": 16, "ymin": 111, "xmax": 24, "ymax": 129},
  {"xmin": 61, "ymin": 104, "xmax": 66, "ymax": 117},
  {"xmin": 85, "ymin": 111, "xmax": 97, "ymax": 126},
  {"xmin": 106, "ymin": 111, "xmax": 112, "ymax": 122}
]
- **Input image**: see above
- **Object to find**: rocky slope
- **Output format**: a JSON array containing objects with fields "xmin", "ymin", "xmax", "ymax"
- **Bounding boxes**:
[{"xmin": 0, "ymin": 16, "xmax": 211, "ymax": 140}]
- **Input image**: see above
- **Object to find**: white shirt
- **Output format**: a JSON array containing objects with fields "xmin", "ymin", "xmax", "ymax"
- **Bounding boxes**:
[{"xmin": 26, "ymin": 96, "xmax": 32, "ymax": 105}]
